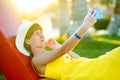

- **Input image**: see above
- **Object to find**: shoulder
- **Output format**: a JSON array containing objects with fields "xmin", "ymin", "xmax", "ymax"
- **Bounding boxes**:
[
  {"xmin": 31, "ymin": 57, "xmax": 46, "ymax": 76},
  {"xmin": 31, "ymin": 53, "xmax": 44, "ymax": 69}
]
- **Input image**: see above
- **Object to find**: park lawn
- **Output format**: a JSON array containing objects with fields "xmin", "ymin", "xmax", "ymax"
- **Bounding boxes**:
[{"xmin": 57, "ymin": 34, "xmax": 120, "ymax": 58}]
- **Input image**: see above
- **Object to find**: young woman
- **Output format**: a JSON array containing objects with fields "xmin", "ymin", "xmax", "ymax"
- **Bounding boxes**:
[{"xmin": 16, "ymin": 9, "xmax": 120, "ymax": 80}]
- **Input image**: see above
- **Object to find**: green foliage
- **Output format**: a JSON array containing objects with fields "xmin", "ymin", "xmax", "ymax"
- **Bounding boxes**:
[
  {"xmin": 100, "ymin": 0, "xmax": 114, "ymax": 5},
  {"xmin": 114, "ymin": 0, "xmax": 120, "ymax": 14},
  {"xmin": 0, "ymin": 72, "xmax": 6, "ymax": 80},
  {"xmin": 94, "ymin": 17, "xmax": 111, "ymax": 30}
]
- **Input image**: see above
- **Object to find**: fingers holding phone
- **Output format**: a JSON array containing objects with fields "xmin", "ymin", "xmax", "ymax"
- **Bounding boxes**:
[{"xmin": 91, "ymin": 9, "xmax": 104, "ymax": 20}]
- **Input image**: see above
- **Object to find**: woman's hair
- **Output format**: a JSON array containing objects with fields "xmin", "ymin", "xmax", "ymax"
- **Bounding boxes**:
[{"xmin": 24, "ymin": 23, "xmax": 42, "ymax": 57}]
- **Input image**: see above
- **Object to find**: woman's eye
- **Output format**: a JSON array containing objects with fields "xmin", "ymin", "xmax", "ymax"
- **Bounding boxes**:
[
  {"xmin": 33, "ymin": 30, "xmax": 42, "ymax": 36},
  {"xmin": 36, "ymin": 31, "xmax": 40, "ymax": 34},
  {"xmin": 39, "ymin": 30, "xmax": 42, "ymax": 33}
]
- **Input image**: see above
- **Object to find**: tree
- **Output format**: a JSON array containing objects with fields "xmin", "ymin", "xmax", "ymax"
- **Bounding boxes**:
[
  {"xmin": 56, "ymin": 0, "xmax": 69, "ymax": 36},
  {"xmin": 68, "ymin": 0, "xmax": 87, "ymax": 36},
  {"xmin": 107, "ymin": 0, "xmax": 120, "ymax": 36}
]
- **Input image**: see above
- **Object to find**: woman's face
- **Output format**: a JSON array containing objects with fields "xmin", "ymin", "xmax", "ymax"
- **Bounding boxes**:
[{"xmin": 28, "ymin": 29, "xmax": 45, "ymax": 48}]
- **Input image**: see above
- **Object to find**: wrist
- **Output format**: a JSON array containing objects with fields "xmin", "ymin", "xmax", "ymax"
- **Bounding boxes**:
[
  {"xmin": 80, "ymin": 23, "xmax": 91, "ymax": 31},
  {"xmin": 82, "ymin": 23, "xmax": 91, "ymax": 29},
  {"xmin": 76, "ymin": 24, "xmax": 91, "ymax": 37},
  {"xmin": 74, "ymin": 33, "xmax": 81, "ymax": 39}
]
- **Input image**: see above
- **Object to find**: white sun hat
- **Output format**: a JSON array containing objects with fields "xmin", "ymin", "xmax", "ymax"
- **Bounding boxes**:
[{"xmin": 15, "ymin": 15, "xmax": 52, "ymax": 56}]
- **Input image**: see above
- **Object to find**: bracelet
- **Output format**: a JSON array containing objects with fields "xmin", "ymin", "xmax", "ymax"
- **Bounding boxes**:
[{"xmin": 74, "ymin": 33, "xmax": 81, "ymax": 39}]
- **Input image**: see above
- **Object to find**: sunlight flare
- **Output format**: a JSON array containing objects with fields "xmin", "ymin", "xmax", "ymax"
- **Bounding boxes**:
[{"xmin": 15, "ymin": 0, "xmax": 56, "ymax": 12}]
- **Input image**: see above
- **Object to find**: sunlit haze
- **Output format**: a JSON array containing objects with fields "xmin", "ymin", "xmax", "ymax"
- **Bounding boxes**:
[
  {"xmin": 10, "ymin": 0, "xmax": 63, "ymax": 38},
  {"xmin": 14, "ymin": 0, "xmax": 56, "ymax": 12}
]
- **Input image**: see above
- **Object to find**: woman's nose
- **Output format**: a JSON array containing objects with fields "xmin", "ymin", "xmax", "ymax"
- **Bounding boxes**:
[{"xmin": 41, "ymin": 34, "xmax": 44, "ymax": 38}]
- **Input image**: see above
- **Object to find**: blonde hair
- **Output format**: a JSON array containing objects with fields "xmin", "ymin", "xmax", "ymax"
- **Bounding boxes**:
[{"xmin": 24, "ymin": 23, "xmax": 42, "ymax": 57}]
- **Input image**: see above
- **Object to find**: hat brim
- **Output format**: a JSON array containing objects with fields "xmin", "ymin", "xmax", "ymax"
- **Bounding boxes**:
[{"xmin": 15, "ymin": 15, "xmax": 52, "ymax": 56}]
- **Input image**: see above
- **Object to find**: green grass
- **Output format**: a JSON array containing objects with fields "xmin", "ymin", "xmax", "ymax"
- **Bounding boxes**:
[{"xmin": 57, "ymin": 34, "xmax": 120, "ymax": 58}]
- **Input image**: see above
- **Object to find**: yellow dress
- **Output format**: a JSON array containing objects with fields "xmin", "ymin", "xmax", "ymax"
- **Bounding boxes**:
[{"xmin": 45, "ymin": 47, "xmax": 120, "ymax": 80}]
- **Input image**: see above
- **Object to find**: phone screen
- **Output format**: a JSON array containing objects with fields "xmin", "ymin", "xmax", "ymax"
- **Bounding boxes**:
[{"xmin": 92, "ymin": 9, "xmax": 104, "ymax": 20}]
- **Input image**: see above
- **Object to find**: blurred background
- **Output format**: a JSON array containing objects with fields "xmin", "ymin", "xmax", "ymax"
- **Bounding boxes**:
[
  {"xmin": 10, "ymin": 0, "xmax": 120, "ymax": 37},
  {"xmin": 7, "ymin": 0, "xmax": 120, "ymax": 66},
  {"xmin": 0, "ymin": 0, "xmax": 120, "ymax": 79}
]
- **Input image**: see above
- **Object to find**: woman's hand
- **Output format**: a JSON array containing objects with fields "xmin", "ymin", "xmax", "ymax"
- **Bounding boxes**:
[
  {"xmin": 83, "ymin": 8, "xmax": 97, "ymax": 28},
  {"xmin": 46, "ymin": 38, "xmax": 61, "ymax": 49}
]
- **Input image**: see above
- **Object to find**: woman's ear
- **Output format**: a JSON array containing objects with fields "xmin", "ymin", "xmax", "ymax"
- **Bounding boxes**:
[{"xmin": 25, "ymin": 39, "xmax": 31, "ymax": 44}]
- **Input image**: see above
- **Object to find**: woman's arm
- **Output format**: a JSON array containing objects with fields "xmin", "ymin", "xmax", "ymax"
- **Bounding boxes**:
[
  {"xmin": 60, "ymin": 9, "xmax": 96, "ymax": 53},
  {"xmin": 47, "ymin": 38, "xmax": 80, "ymax": 58},
  {"xmin": 68, "ymin": 51, "xmax": 80, "ymax": 58},
  {"xmin": 32, "ymin": 9, "xmax": 96, "ymax": 65}
]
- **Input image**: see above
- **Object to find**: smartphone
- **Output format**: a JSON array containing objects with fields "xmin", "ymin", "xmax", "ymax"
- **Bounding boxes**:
[{"xmin": 92, "ymin": 9, "xmax": 104, "ymax": 20}]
